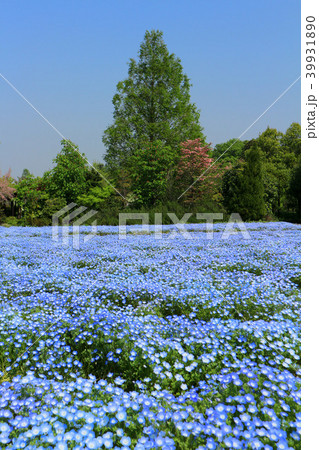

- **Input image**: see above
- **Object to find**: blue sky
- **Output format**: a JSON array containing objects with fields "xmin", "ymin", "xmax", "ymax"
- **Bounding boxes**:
[{"xmin": 1, "ymin": 0, "xmax": 300, "ymax": 178}]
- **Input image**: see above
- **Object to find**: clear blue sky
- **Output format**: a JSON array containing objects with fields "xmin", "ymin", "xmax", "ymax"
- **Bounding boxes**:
[{"xmin": 1, "ymin": 0, "xmax": 300, "ymax": 178}]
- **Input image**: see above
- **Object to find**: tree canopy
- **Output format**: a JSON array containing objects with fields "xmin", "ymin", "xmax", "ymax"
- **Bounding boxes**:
[
  {"xmin": 222, "ymin": 143, "xmax": 266, "ymax": 221},
  {"xmin": 48, "ymin": 139, "xmax": 89, "ymax": 204},
  {"xmin": 103, "ymin": 30, "xmax": 205, "ymax": 174},
  {"xmin": 213, "ymin": 139, "xmax": 246, "ymax": 165}
]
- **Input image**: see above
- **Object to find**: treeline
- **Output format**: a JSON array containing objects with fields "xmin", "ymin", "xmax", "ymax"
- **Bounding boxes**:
[
  {"xmin": 0, "ymin": 123, "xmax": 301, "ymax": 226},
  {"xmin": 0, "ymin": 30, "xmax": 301, "ymax": 226}
]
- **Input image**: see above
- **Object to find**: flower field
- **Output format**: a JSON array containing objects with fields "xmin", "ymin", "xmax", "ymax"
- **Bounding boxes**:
[{"xmin": 0, "ymin": 222, "xmax": 301, "ymax": 449}]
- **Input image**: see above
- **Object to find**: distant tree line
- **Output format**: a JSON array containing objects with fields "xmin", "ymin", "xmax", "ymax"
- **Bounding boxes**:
[{"xmin": 0, "ymin": 30, "xmax": 301, "ymax": 226}]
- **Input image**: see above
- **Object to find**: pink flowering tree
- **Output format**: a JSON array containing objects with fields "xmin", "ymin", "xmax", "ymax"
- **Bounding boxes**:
[
  {"xmin": 176, "ymin": 138, "xmax": 228, "ymax": 204},
  {"xmin": 0, "ymin": 169, "xmax": 16, "ymax": 204}
]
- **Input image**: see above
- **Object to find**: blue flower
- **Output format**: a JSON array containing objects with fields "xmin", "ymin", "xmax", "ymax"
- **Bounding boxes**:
[
  {"xmin": 120, "ymin": 436, "xmax": 131, "ymax": 446},
  {"xmin": 116, "ymin": 409, "xmax": 127, "ymax": 422}
]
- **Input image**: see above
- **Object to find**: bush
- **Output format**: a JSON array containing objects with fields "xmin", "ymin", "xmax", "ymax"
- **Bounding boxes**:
[
  {"xmin": 4, "ymin": 216, "xmax": 19, "ymax": 226},
  {"xmin": 0, "ymin": 205, "xmax": 6, "ymax": 224}
]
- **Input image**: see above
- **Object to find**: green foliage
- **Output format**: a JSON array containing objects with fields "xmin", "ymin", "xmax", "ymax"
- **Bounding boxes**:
[
  {"xmin": 20, "ymin": 168, "xmax": 32, "ymax": 179},
  {"xmin": 255, "ymin": 125, "xmax": 301, "ymax": 219},
  {"xmin": 282, "ymin": 123, "xmax": 301, "ymax": 222},
  {"xmin": 3, "ymin": 216, "xmax": 19, "ymax": 226},
  {"xmin": 281, "ymin": 122, "xmax": 301, "ymax": 159},
  {"xmin": 4, "ymin": 109, "xmax": 301, "ymax": 224},
  {"xmin": 255, "ymin": 127, "xmax": 283, "ymax": 158},
  {"xmin": 15, "ymin": 174, "xmax": 47, "ymax": 224},
  {"xmin": 213, "ymin": 138, "xmax": 246, "ymax": 165},
  {"xmin": 256, "ymin": 128, "xmax": 285, "ymax": 217},
  {"xmin": 48, "ymin": 139, "xmax": 89, "ymax": 204},
  {"xmin": 14, "ymin": 172, "xmax": 68, "ymax": 225},
  {"xmin": 64, "ymin": 324, "xmax": 154, "ymax": 391},
  {"xmin": 287, "ymin": 161, "xmax": 301, "ymax": 222},
  {"xmin": 0, "ymin": 205, "xmax": 5, "ymax": 224},
  {"xmin": 85, "ymin": 162, "xmax": 107, "ymax": 190},
  {"xmin": 41, "ymin": 197, "xmax": 67, "ymax": 220},
  {"xmin": 78, "ymin": 162, "xmax": 121, "ymax": 210},
  {"xmin": 128, "ymin": 140, "xmax": 177, "ymax": 206},
  {"xmin": 77, "ymin": 185, "xmax": 113, "ymax": 209},
  {"xmin": 240, "ymin": 144, "xmax": 266, "ymax": 220},
  {"xmin": 103, "ymin": 29, "xmax": 204, "ymax": 174},
  {"xmin": 223, "ymin": 143, "xmax": 266, "ymax": 221}
]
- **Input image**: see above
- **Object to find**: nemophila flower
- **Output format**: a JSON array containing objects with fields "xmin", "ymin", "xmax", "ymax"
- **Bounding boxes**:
[
  {"xmin": 248, "ymin": 404, "xmax": 258, "ymax": 414},
  {"xmin": 206, "ymin": 438, "xmax": 217, "ymax": 449},
  {"xmin": 216, "ymin": 404, "xmax": 225, "ymax": 413},
  {"xmin": 116, "ymin": 409, "xmax": 127, "ymax": 422},
  {"xmin": 55, "ymin": 443, "xmax": 68, "ymax": 450},
  {"xmin": 250, "ymin": 439, "xmax": 264, "ymax": 449},
  {"xmin": 240, "ymin": 413, "xmax": 250, "ymax": 422},
  {"xmin": 245, "ymin": 394, "xmax": 254, "ymax": 402},
  {"xmin": 0, "ymin": 423, "xmax": 11, "ymax": 433},
  {"xmin": 86, "ymin": 438, "xmax": 101, "ymax": 449},
  {"xmin": 137, "ymin": 416, "xmax": 145, "ymax": 425},
  {"xmin": 64, "ymin": 430, "xmax": 76, "ymax": 441},
  {"xmin": 213, "ymin": 428, "xmax": 224, "ymax": 441},
  {"xmin": 277, "ymin": 440, "xmax": 289, "ymax": 450},
  {"xmin": 86, "ymin": 412, "xmax": 96, "ymax": 424},
  {"xmin": 221, "ymin": 424, "xmax": 232, "ymax": 434},
  {"xmin": 291, "ymin": 431, "xmax": 300, "ymax": 440},
  {"xmin": 175, "ymin": 374, "xmax": 184, "ymax": 382},
  {"xmin": 248, "ymin": 379, "xmax": 259, "ymax": 388},
  {"xmin": 243, "ymin": 430, "xmax": 253, "ymax": 439},
  {"xmin": 174, "ymin": 362, "xmax": 184, "ymax": 369},
  {"xmin": 120, "ymin": 436, "xmax": 131, "ymax": 446}
]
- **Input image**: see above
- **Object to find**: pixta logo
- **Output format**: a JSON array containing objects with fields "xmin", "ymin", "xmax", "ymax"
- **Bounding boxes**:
[
  {"xmin": 118, "ymin": 212, "xmax": 251, "ymax": 240},
  {"xmin": 52, "ymin": 203, "xmax": 97, "ymax": 249}
]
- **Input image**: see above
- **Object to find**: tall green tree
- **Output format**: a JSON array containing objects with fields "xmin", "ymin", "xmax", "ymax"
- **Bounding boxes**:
[
  {"xmin": 254, "ymin": 127, "xmax": 284, "ymax": 217},
  {"xmin": 283, "ymin": 123, "xmax": 301, "ymax": 221},
  {"xmin": 281, "ymin": 122, "xmax": 301, "ymax": 160},
  {"xmin": 20, "ymin": 168, "xmax": 32, "ymax": 179},
  {"xmin": 48, "ymin": 139, "xmax": 89, "ymax": 204},
  {"xmin": 223, "ymin": 143, "xmax": 266, "ymax": 221},
  {"xmin": 15, "ymin": 172, "xmax": 67, "ymax": 225},
  {"xmin": 77, "ymin": 162, "xmax": 117, "ymax": 210},
  {"xmin": 287, "ymin": 161, "xmax": 301, "ymax": 222},
  {"xmin": 256, "ymin": 125, "xmax": 300, "ymax": 218},
  {"xmin": 103, "ymin": 29, "xmax": 205, "ymax": 174},
  {"xmin": 15, "ymin": 174, "xmax": 46, "ymax": 223}
]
